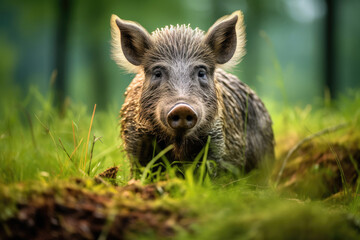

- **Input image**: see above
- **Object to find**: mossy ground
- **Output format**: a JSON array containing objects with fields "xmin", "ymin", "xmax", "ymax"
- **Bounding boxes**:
[{"xmin": 1, "ymin": 86, "xmax": 360, "ymax": 239}]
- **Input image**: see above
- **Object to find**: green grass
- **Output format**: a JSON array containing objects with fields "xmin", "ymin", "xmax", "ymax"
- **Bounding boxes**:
[
  {"xmin": 0, "ymin": 85, "xmax": 130, "ymax": 184},
  {"xmin": 176, "ymin": 183, "xmax": 360, "ymax": 240},
  {"xmin": 1, "ymin": 83, "xmax": 360, "ymax": 239}
]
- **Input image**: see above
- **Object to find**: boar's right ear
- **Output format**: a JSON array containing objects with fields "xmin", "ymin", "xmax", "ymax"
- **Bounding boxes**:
[
  {"xmin": 203, "ymin": 11, "xmax": 246, "ymax": 70},
  {"xmin": 111, "ymin": 15, "xmax": 152, "ymax": 73}
]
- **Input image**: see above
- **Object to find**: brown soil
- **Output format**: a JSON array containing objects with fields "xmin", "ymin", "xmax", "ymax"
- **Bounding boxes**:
[{"xmin": 0, "ymin": 176, "xmax": 193, "ymax": 240}]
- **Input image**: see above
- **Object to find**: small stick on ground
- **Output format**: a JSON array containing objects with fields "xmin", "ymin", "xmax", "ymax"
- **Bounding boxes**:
[{"xmin": 275, "ymin": 123, "xmax": 348, "ymax": 186}]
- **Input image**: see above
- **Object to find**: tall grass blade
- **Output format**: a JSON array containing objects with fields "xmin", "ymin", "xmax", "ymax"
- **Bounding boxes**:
[
  {"xmin": 329, "ymin": 145, "xmax": 350, "ymax": 199},
  {"xmin": 72, "ymin": 121, "xmax": 76, "ymax": 149},
  {"xmin": 141, "ymin": 144, "xmax": 174, "ymax": 184},
  {"xmin": 199, "ymin": 136, "xmax": 211, "ymax": 185},
  {"xmin": 84, "ymin": 104, "xmax": 97, "ymax": 170}
]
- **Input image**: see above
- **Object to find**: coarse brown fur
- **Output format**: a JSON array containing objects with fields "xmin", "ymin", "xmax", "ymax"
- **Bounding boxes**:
[{"xmin": 111, "ymin": 11, "xmax": 274, "ymax": 176}]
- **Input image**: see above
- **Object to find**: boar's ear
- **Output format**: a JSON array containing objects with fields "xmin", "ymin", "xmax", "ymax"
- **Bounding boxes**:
[
  {"xmin": 111, "ymin": 15, "xmax": 152, "ymax": 73},
  {"xmin": 203, "ymin": 11, "xmax": 246, "ymax": 69}
]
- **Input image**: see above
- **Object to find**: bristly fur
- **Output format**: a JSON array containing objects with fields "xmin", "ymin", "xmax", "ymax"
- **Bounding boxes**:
[{"xmin": 147, "ymin": 25, "xmax": 208, "ymax": 64}]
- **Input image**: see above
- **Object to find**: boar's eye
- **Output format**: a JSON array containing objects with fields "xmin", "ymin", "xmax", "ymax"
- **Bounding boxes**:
[
  {"xmin": 152, "ymin": 68, "xmax": 163, "ymax": 80},
  {"xmin": 197, "ymin": 67, "xmax": 208, "ymax": 83},
  {"xmin": 198, "ymin": 69, "xmax": 206, "ymax": 78}
]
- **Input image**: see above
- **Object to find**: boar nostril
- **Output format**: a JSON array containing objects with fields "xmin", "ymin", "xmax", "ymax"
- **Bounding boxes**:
[
  {"xmin": 172, "ymin": 115, "xmax": 180, "ymax": 122},
  {"xmin": 167, "ymin": 103, "xmax": 198, "ymax": 130}
]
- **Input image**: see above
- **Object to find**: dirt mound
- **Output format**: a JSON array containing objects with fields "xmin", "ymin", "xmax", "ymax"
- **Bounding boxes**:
[
  {"xmin": 275, "ymin": 132, "xmax": 360, "ymax": 199},
  {"xmin": 0, "ymin": 178, "xmax": 192, "ymax": 240}
]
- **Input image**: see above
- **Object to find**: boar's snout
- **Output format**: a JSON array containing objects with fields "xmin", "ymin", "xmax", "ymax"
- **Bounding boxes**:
[{"xmin": 167, "ymin": 103, "xmax": 198, "ymax": 130}]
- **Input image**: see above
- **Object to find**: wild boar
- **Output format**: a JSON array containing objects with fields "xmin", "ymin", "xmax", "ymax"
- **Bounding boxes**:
[{"xmin": 110, "ymin": 10, "xmax": 274, "ymax": 176}]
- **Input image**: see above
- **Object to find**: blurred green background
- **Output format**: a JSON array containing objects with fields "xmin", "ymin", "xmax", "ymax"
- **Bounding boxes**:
[{"xmin": 0, "ymin": 0, "xmax": 359, "ymax": 111}]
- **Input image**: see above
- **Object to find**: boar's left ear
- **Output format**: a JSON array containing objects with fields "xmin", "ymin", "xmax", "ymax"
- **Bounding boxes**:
[
  {"xmin": 111, "ymin": 15, "xmax": 153, "ymax": 73},
  {"xmin": 204, "ymin": 11, "xmax": 246, "ymax": 69}
]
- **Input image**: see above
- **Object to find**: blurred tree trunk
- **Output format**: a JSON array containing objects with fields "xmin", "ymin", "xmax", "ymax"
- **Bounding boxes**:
[
  {"xmin": 90, "ymin": 45, "xmax": 108, "ymax": 110},
  {"xmin": 87, "ymin": 3, "xmax": 108, "ymax": 110},
  {"xmin": 54, "ymin": 0, "xmax": 71, "ymax": 113},
  {"xmin": 325, "ymin": 0, "xmax": 336, "ymax": 98},
  {"xmin": 244, "ymin": 0, "xmax": 264, "ymax": 85},
  {"xmin": 210, "ymin": 0, "xmax": 264, "ymax": 87}
]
